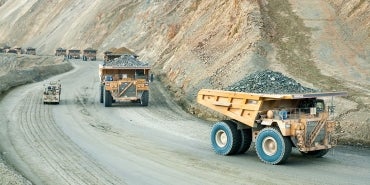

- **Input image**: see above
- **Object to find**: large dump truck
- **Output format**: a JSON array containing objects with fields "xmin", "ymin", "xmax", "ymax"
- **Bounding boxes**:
[
  {"xmin": 7, "ymin": 48, "xmax": 17, "ymax": 54},
  {"xmin": 82, "ymin": 48, "xmax": 97, "ymax": 61},
  {"xmin": 99, "ymin": 54, "xmax": 151, "ymax": 107},
  {"xmin": 67, "ymin": 49, "xmax": 81, "ymax": 59},
  {"xmin": 14, "ymin": 46, "xmax": 22, "ymax": 54},
  {"xmin": 55, "ymin": 48, "xmax": 67, "ymax": 56},
  {"xmin": 43, "ymin": 81, "xmax": 61, "ymax": 104},
  {"xmin": 26, "ymin": 47, "xmax": 36, "ymax": 55},
  {"xmin": 197, "ymin": 89, "xmax": 347, "ymax": 164}
]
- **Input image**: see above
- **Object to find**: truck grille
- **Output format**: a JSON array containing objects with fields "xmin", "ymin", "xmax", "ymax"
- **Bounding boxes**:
[
  {"xmin": 306, "ymin": 121, "xmax": 325, "ymax": 144},
  {"xmin": 119, "ymin": 83, "xmax": 136, "ymax": 97}
]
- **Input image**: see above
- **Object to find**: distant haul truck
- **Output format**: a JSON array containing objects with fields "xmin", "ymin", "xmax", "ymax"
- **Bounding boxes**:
[
  {"xmin": 14, "ymin": 47, "xmax": 22, "ymax": 54},
  {"xmin": 43, "ymin": 81, "xmax": 61, "ymax": 104},
  {"xmin": 55, "ymin": 48, "xmax": 67, "ymax": 57},
  {"xmin": 99, "ymin": 54, "xmax": 151, "ymax": 107},
  {"xmin": 82, "ymin": 48, "xmax": 97, "ymax": 61},
  {"xmin": 197, "ymin": 89, "xmax": 347, "ymax": 164},
  {"xmin": 26, "ymin": 47, "xmax": 36, "ymax": 55},
  {"xmin": 67, "ymin": 49, "xmax": 81, "ymax": 59},
  {"xmin": 103, "ymin": 51, "xmax": 121, "ymax": 63},
  {"xmin": 7, "ymin": 49, "xmax": 17, "ymax": 54}
]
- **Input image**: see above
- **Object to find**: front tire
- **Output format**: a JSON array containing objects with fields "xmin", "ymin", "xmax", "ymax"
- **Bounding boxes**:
[
  {"xmin": 255, "ymin": 127, "xmax": 292, "ymax": 164},
  {"xmin": 210, "ymin": 121, "xmax": 241, "ymax": 155},
  {"xmin": 140, "ymin": 91, "xmax": 149, "ymax": 106},
  {"xmin": 104, "ymin": 87, "xmax": 112, "ymax": 107},
  {"xmin": 100, "ymin": 85, "xmax": 104, "ymax": 103}
]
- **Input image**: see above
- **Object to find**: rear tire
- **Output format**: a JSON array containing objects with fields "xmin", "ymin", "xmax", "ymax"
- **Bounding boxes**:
[
  {"xmin": 300, "ymin": 149, "xmax": 329, "ymax": 158},
  {"xmin": 140, "ymin": 91, "xmax": 149, "ymax": 106},
  {"xmin": 224, "ymin": 120, "xmax": 252, "ymax": 154},
  {"xmin": 210, "ymin": 121, "xmax": 241, "ymax": 155},
  {"xmin": 236, "ymin": 128, "xmax": 252, "ymax": 154},
  {"xmin": 255, "ymin": 127, "xmax": 292, "ymax": 164}
]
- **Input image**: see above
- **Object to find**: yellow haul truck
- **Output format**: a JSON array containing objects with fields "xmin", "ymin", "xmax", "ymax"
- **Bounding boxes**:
[
  {"xmin": 82, "ymin": 48, "xmax": 97, "ymax": 61},
  {"xmin": 67, "ymin": 49, "xmax": 81, "ymax": 59},
  {"xmin": 197, "ymin": 89, "xmax": 347, "ymax": 164},
  {"xmin": 99, "ymin": 55, "xmax": 151, "ymax": 107},
  {"xmin": 55, "ymin": 48, "xmax": 67, "ymax": 57},
  {"xmin": 43, "ymin": 81, "xmax": 61, "ymax": 104}
]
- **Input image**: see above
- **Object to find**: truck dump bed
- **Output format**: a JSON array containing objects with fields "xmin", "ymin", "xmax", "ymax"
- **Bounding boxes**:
[{"xmin": 197, "ymin": 89, "xmax": 347, "ymax": 127}]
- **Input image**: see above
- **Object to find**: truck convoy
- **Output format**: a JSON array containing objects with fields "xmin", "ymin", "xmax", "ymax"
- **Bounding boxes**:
[
  {"xmin": 43, "ymin": 81, "xmax": 61, "ymax": 104},
  {"xmin": 197, "ymin": 89, "xmax": 347, "ymax": 164},
  {"xmin": 99, "ymin": 54, "xmax": 151, "ymax": 107}
]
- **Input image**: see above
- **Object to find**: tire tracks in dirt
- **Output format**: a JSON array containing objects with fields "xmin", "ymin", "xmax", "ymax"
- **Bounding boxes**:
[{"xmin": 15, "ymin": 89, "xmax": 124, "ymax": 185}]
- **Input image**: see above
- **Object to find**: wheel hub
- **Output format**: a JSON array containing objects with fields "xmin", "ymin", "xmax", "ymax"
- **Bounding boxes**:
[
  {"xmin": 262, "ymin": 136, "xmax": 277, "ymax": 156},
  {"xmin": 215, "ymin": 130, "xmax": 227, "ymax": 147}
]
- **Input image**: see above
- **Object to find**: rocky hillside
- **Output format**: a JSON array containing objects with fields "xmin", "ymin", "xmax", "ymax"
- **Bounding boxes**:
[{"xmin": 0, "ymin": 0, "xmax": 369, "ymax": 145}]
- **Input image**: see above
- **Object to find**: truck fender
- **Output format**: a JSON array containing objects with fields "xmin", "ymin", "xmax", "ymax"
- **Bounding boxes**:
[
  {"xmin": 261, "ymin": 119, "xmax": 273, "ymax": 126},
  {"xmin": 261, "ymin": 119, "xmax": 290, "ymax": 136}
]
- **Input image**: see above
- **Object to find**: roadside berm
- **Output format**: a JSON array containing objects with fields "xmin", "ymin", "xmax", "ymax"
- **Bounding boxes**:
[
  {"xmin": 0, "ymin": 53, "xmax": 73, "ymax": 185},
  {"xmin": 0, "ymin": 54, "xmax": 72, "ymax": 95}
]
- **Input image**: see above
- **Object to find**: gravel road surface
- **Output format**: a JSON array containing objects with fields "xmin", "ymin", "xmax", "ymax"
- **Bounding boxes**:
[{"xmin": 0, "ymin": 61, "xmax": 369, "ymax": 185}]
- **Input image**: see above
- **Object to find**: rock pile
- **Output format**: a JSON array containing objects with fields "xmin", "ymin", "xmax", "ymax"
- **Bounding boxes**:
[
  {"xmin": 225, "ymin": 70, "xmax": 317, "ymax": 94},
  {"xmin": 0, "ymin": 157, "xmax": 31, "ymax": 185},
  {"xmin": 104, "ymin": 54, "xmax": 149, "ymax": 67},
  {"xmin": 108, "ymin": 47, "xmax": 135, "ymax": 55}
]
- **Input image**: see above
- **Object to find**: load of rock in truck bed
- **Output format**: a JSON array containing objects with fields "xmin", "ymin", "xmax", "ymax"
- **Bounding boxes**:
[
  {"xmin": 103, "ymin": 54, "xmax": 149, "ymax": 67},
  {"xmin": 225, "ymin": 70, "xmax": 317, "ymax": 94}
]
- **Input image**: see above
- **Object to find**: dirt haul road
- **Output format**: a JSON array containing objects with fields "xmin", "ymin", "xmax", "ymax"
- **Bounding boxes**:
[{"xmin": 0, "ymin": 61, "xmax": 369, "ymax": 185}]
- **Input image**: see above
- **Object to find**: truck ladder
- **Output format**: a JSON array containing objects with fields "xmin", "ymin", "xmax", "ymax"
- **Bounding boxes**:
[{"xmin": 308, "ymin": 112, "xmax": 328, "ymax": 146}]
